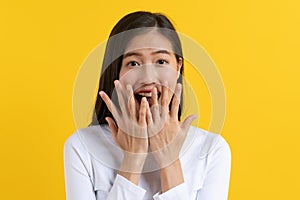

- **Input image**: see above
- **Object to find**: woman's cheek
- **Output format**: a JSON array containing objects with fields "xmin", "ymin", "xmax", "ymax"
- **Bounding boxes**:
[
  {"xmin": 119, "ymin": 69, "xmax": 138, "ymax": 86},
  {"xmin": 157, "ymin": 67, "xmax": 179, "ymax": 91}
]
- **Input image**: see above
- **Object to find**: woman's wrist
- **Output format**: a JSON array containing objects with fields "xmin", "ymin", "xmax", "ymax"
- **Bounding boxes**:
[
  {"xmin": 118, "ymin": 171, "xmax": 141, "ymax": 185},
  {"xmin": 160, "ymin": 159, "xmax": 184, "ymax": 193},
  {"xmin": 120, "ymin": 151, "xmax": 147, "ymax": 172},
  {"xmin": 119, "ymin": 151, "xmax": 147, "ymax": 185}
]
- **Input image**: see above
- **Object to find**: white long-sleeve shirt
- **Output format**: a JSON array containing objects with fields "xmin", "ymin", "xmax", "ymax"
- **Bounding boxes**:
[{"xmin": 64, "ymin": 125, "xmax": 231, "ymax": 200}]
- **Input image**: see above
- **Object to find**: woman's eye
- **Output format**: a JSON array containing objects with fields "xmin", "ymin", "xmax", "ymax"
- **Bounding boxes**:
[
  {"xmin": 127, "ymin": 61, "xmax": 140, "ymax": 67},
  {"xmin": 157, "ymin": 59, "xmax": 168, "ymax": 65}
]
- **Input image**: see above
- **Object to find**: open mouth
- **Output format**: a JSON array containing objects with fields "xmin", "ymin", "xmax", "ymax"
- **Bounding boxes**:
[{"xmin": 134, "ymin": 91, "xmax": 161, "ymax": 106}]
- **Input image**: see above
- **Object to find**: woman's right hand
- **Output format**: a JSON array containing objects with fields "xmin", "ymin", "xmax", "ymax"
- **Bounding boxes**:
[{"xmin": 99, "ymin": 80, "xmax": 149, "ymax": 175}]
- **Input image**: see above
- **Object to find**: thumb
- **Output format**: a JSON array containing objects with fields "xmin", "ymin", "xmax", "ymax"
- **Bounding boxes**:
[
  {"xmin": 181, "ymin": 114, "xmax": 198, "ymax": 132},
  {"xmin": 105, "ymin": 117, "xmax": 118, "ymax": 141}
]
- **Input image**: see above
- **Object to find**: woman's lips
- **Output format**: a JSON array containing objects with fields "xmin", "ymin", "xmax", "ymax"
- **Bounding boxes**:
[
  {"xmin": 134, "ymin": 89, "xmax": 161, "ymax": 106},
  {"xmin": 133, "ymin": 85, "xmax": 162, "ymax": 106}
]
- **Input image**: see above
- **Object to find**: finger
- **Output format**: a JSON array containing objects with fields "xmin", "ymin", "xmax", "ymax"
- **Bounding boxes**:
[
  {"xmin": 126, "ymin": 84, "xmax": 136, "ymax": 120},
  {"xmin": 146, "ymin": 100, "xmax": 153, "ymax": 125},
  {"xmin": 151, "ymin": 87, "xmax": 158, "ymax": 106},
  {"xmin": 138, "ymin": 97, "xmax": 147, "ymax": 126},
  {"xmin": 105, "ymin": 117, "xmax": 118, "ymax": 142},
  {"xmin": 170, "ymin": 83, "xmax": 182, "ymax": 119},
  {"xmin": 181, "ymin": 114, "xmax": 198, "ymax": 132},
  {"xmin": 151, "ymin": 87, "xmax": 160, "ymax": 122},
  {"xmin": 160, "ymin": 81, "xmax": 170, "ymax": 122},
  {"xmin": 99, "ymin": 91, "xmax": 121, "ymax": 121},
  {"xmin": 161, "ymin": 81, "xmax": 169, "ymax": 108},
  {"xmin": 114, "ymin": 80, "xmax": 128, "ymax": 116}
]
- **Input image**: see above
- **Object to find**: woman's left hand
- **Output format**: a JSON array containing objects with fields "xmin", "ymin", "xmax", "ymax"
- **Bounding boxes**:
[{"xmin": 147, "ymin": 82, "xmax": 197, "ymax": 168}]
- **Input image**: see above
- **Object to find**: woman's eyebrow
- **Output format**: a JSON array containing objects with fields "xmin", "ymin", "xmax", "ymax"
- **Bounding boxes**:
[
  {"xmin": 151, "ymin": 50, "xmax": 172, "ymax": 55},
  {"xmin": 123, "ymin": 49, "xmax": 172, "ymax": 59},
  {"xmin": 123, "ymin": 51, "xmax": 142, "ymax": 59}
]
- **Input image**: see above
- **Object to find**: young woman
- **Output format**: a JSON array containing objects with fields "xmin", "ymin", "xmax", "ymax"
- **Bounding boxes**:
[{"xmin": 64, "ymin": 11, "xmax": 231, "ymax": 200}]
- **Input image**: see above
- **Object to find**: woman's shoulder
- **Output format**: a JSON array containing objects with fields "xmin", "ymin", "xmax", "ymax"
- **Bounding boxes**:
[
  {"xmin": 64, "ymin": 125, "xmax": 123, "ymax": 171},
  {"xmin": 64, "ymin": 125, "xmax": 111, "ymax": 153},
  {"xmin": 180, "ymin": 126, "xmax": 231, "ymax": 190},
  {"xmin": 185, "ymin": 126, "xmax": 231, "ymax": 159}
]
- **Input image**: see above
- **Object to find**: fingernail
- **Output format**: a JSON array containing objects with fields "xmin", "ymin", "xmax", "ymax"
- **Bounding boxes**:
[
  {"xmin": 177, "ymin": 83, "xmax": 182, "ymax": 89},
  {"xmin": 105, "ymin": 117, "xmax": 109, "ymax": 124},
  {"xmin": 114, "ymin": 80, "xmax": 119, "ymax": 86},
  {"xmin": 126, "ymin": 84, "xmax": 131, "ymax": 91}
]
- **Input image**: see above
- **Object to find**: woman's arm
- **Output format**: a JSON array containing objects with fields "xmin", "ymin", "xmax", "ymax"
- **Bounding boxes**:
[
  {"xmin": 160, "ymin": 159, "xmax": 184, "ymax": 193},
  {"xmin": 64, "ymin": 134, "xmax": 97, "ymax": 200},
  {"xmin": 64, "ymin": 133, "xmax": 147, "ymax": 200},
  {"xmin": 148, "ymin": 83, "xmax": 196, "ymax": 199},
  {"xmin": 114, "ymin": 130, "xmax": 231, "ymax": 199},
  {"xmin": 152, "ymin": 159, "xmax": 190, "ymax": 200},
  {"xmin": 152, "ymin": 135, "xmax": 231, "ymax": 200},
  {"xmin": 196, "ymin": 136, "xmax": 231, "ymax": 200}
]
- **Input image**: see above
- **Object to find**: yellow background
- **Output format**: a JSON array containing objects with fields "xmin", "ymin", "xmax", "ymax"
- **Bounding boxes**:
[{"xmin": 1, "ymin": 0, "xmax": 299, "ymax": 199}]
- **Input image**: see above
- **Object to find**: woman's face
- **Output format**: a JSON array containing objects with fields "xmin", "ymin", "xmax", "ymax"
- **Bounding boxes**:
[{"xmin": 119, "ymin": 30, "xmax": 182, "ymax": 108}]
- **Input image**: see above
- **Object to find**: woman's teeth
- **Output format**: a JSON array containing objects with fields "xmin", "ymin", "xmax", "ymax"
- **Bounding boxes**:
[
  {"xmin": 134, "ymin": 92, "xmax": 160, "ymax": 104},
  {"xmin": 138, "ymin": 92, "xmax": 152, "ymax": 98}
]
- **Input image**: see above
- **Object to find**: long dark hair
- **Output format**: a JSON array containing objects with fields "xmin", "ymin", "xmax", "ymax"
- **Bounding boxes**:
[{"xmin": 89, "ymin": 11, "xmax": 184, "ymax": 126}]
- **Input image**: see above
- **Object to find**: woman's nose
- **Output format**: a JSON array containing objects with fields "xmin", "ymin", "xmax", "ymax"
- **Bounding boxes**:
[{"xmin": 140, "ymin": 64, "xmax": 158, "ymax": 83}]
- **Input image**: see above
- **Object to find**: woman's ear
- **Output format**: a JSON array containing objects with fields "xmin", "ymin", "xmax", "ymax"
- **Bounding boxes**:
[{"xmin": 177, "ymin": 57, "xmax": 183, "ymax": 78}]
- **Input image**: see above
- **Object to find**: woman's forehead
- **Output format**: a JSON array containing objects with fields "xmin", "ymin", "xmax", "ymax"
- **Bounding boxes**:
[{"xmin": 124, "ymin": 31, "xmax": 173, "ymax": 53}]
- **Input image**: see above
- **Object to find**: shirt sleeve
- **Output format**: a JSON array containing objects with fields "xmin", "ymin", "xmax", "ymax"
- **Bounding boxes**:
[
  {"xmin": 64, "ymin": 133, "xmax": 147, "ymax": 200},
  {"xmin": 153, "ymin": 182, "xmax": 190, "ymax": 200},
  {"xmin": 196, "ymin": 136, "xmax": 231, "ymax": 200},
  {"xmin": 64, "ymin": 133, "xmax": 97, "ymax": 200},
  {"xmin": 106, "ymin": 174, "xmax": 146, "ymax": 200}
]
